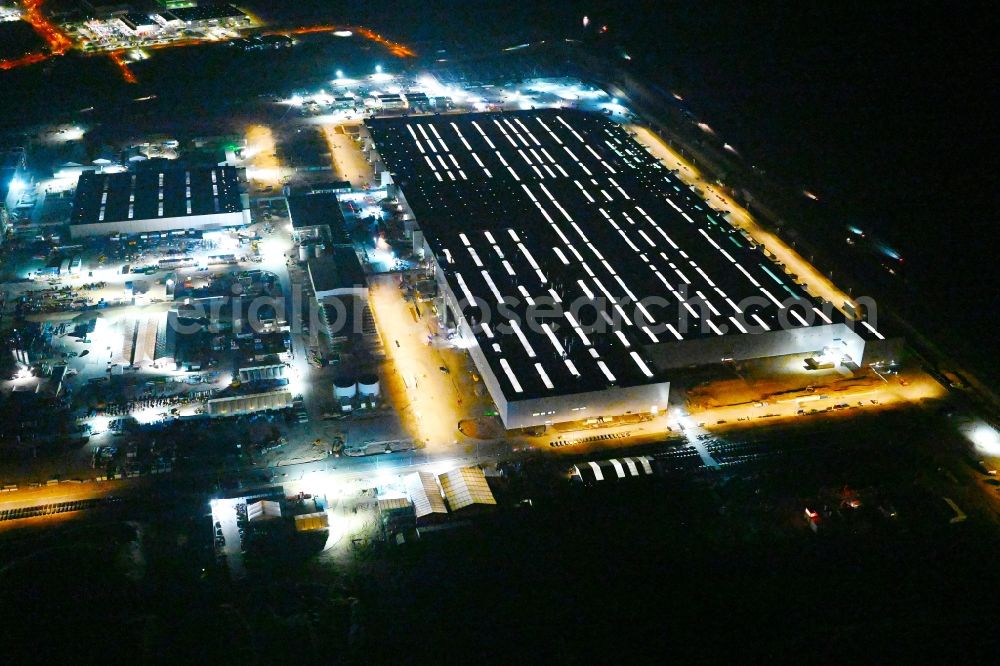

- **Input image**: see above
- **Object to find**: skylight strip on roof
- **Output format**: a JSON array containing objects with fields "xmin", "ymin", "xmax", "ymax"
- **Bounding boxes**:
[
  {"xmin": 509, "ymin": 320, "xmax": 537, "ymax": 358},
  {"xmin": 517, "ymin": 243, "xmax": 541, "ymax": 270},
  {"xmin": 760, "ymin": 287, "xmax": 785, "ymax": 309},
  {"xmin": 613, "ymin": 303, "xmax": 634, "ymax": 326},
  {"xmin": 698, "ymin": 228, "xmax": 721, "ymax": 249},
  {"xmin": 481, "ymin": 270, "xmax": 504, "ymax": 303},
  {"xmin": 597, "ymin": 360, "xmax": 617, "ymax": 382},
  {"xmin": 751, "ymin": 313, "xmax": 771, "ymax": 331},
  {"xmin": 630, "ymin": 351, "xmax": 655, "ymax": 378},
  {"xmin": 812, "ymin": 307, "xmax": 833, "ymax": 324},
  {"xmin": 467, "ymin": 247, "xmax": 483, "ymax": 267},
  {"xmin": 617, "ymin": 229, "xmax": 640, "ymax": 252},
  {"xmin": 861, "ymin": 320, "xmax": 885, "ymax": 339},
  {"xmin": 729, "ymin": 316, "xmax": 748, "ymax": 334},
  {"xmin": 563, "ymin": 311, "xmax": 593, "ymax": 346},
  {"xmin": 541, "ymin": 323, "xmax": 566, "ymax": 356},
  {"xmin": 534, "ymin": 362, "xmax": 555, "ymax": 390},
  {"xmin": 455, "ymin": 272, "xmax": 476, "ymax": 305},
  {"xmin": 790, "ymin": 309, "xmax": 810, "ymax": 327},
  {"xmin": 735, "ymin": 263, "xmax": 761, "ymax": 287},
  {"xmin": 694, "ymin": 266, "xmax": 716, "ymax": 287},
  {"xmin": 499, "ymin": 358, "xmax": 524, "ymax": 393}
]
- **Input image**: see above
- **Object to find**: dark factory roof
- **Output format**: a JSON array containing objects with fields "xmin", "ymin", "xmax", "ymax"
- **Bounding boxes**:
[
  {"xmin": 287, "ymin": 192, "xmax": 351, "ymax": 243},
  {"xmin": 367, "ymin": 109, "xmax": 872, "ymax": 399},
  {"xmin": 70, "ymin": 166, "xmax": 243, "ymax": 225}
]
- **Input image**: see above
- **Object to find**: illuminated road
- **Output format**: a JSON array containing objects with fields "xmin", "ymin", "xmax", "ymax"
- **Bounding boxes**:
[
  {"xmin": 368, "ymin": 274, "xmax": 468, "ymax": 452},
  {"xmin": 320, "ymin": 121, "xmax": 375, "ymax": 187},
  {"xmin": 689, "ymin": 372, "xmax": 943, "ymax": 429},
  {"xmin": 108, "ymin": 50, "xmax": 137, "ymax": 84},
  {"xmin": 245, "ymin": 124, "xmax": 290, "ymax": 194}
]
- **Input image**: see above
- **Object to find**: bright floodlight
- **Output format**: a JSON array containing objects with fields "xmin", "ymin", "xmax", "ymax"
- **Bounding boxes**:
[
  {"xmin": 90, "ymin": 414, "xmax": 111, "ymax": 434},
  {"xmin": 335, "ymin": 69, "xmax": 344, "ymax": 79},
  {"xmin": 333, "ymin": 30, "xmax": 352, "ymax": 37},
  {"xmin": 965, "ymin": 420, "xmax": 1000, "ymax": 456},
  {"xmin": 375, "ymin": 64, "xmax": 383, "ymax": 73},
  {"xmin": 8, "ymin": 176, "xmax": 26, "ymax": 196}
]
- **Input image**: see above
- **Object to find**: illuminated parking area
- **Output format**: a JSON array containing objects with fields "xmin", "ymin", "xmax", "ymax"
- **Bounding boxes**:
[{"xmin": 367, "ymin": 109, "xmax": 891, "ymax": 429}]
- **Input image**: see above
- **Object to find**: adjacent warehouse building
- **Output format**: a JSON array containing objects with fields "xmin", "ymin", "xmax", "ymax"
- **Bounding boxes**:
[
  {"xmin": 307, "ymin": 245, "xmax": 368, "ymax": 302},
  {"xmin": 367, "ymin": 109, "xmax": 895, "ymax": 429},
  {"xmin": 288, "ymin": 191, "xmax": 351, "ymax": 243},
  {"xmin": 69, "ymin": 166, "xmax": 250, "ymax": 238},
  {"xmin": 206, "ymin": 379, "xmax": 292, "ymax": 417}
]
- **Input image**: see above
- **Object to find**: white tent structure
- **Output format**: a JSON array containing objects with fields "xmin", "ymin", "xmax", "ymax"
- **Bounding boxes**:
[
  {"xmin": 404, "ymin": 471, "xmax": 449, "ymax": 520},
  {"xmin": 438, "ymin": 466, "xmax": 496, "ymax": 511}
]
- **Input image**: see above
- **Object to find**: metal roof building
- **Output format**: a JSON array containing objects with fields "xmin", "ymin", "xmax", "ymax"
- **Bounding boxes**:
[
  {"xmin": 438, "ymin": 466, "xmax": 497, "ymax": 511},
  {"xmin": 367, "ymin": 110, "xmax": 891, "ymax": 429},
  {"xmin": 69, "ymin": 166, "xmax": 250, "ymax": 238},
  {"xmin": 288, "ymin": 192, "xmax": 351, "ymax": 243},
  {"xmin": 404, "ymin": 471, "xmax": 449, "ymax": 520},
  {"xmin": 307, "ymin": 246, "xmax": 368, "ymax": 302}
]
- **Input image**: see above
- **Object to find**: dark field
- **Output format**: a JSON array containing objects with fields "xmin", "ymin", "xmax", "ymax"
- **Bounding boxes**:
[{"xmin": 0, "ymin": 20, "xmax": 44, "ymax": 61}]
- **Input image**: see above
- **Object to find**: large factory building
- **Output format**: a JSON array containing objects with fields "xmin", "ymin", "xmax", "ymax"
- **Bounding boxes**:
[
  {"xmin": 367, "ymin": 109, "xmax": 895, "ymax": 429},
  {"xmin": 69, "ymin": 166, "xmax": 250, "ymax": 238}
]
